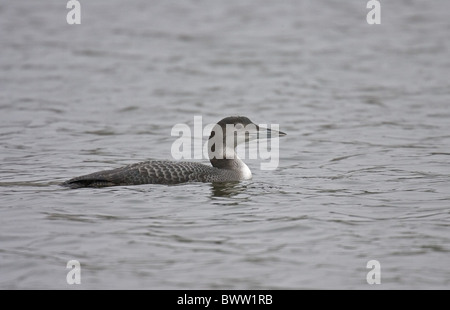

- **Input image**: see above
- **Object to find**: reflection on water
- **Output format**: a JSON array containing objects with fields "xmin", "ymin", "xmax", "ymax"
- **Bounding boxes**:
[{"xmin": 210, "ymin": 181, "xmax": 248, "ymax": 199}]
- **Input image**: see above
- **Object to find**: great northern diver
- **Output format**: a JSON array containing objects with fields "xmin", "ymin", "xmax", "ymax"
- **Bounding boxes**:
[{"xmin": 62, "ymin": 116, "xmax": 286, "ymax": 188}]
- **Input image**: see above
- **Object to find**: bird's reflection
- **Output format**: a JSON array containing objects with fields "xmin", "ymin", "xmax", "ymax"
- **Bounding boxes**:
[{"xmin": 209, "ymin": 181, "xmax": 249, "ymax": 200}]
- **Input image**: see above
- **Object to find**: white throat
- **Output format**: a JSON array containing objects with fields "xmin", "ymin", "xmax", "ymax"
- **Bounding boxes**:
[
  {"xmin": 208, "ymin": 142, "xmax": 252, "ymax": 180},
  {"xmin": 239, "ymin": 160, "xmax": 252, "ymax": 180}
]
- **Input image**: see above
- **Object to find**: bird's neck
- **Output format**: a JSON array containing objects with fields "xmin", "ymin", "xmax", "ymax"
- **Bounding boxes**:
[{"xmin": 208, "ymin": 139, "xmax": 252, "ymax": 179}]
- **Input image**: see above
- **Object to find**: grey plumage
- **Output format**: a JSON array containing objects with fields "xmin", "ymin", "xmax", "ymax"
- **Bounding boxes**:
[{"xmin": 62, "ymin": 160, "xmax": 242, "ymax": 188}]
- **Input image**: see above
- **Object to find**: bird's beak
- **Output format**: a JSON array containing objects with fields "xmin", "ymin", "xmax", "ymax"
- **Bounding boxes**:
[{"xmin": 256, "ymin": 125, "xmax": 286, "ymax": 139}]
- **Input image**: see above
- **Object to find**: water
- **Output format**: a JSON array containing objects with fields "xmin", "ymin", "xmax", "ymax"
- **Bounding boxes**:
[{"xmin": 1, "ymin": 0, "xmax": 449, "ymax": 289}]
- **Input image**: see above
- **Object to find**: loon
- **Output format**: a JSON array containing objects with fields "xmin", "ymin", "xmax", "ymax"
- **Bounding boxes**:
[{"xmin": 61, "ymin": 116, "xmax": 286, "ymax": 188}]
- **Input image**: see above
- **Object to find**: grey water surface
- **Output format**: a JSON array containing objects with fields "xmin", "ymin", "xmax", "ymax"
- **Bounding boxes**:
[{"xmin": 1, "ymin": 0, "xmax": 449, "ymax": 289}]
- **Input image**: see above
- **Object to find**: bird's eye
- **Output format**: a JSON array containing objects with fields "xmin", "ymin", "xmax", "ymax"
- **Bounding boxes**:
[{"xmin": 235, "ymin": 123, "xmax": 244, "ymax": 130}]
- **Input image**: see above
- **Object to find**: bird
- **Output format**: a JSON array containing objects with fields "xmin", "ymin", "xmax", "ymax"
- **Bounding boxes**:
[{"xmin": 61, "ymin": 116, "xmax": 286, "ymax": 188}]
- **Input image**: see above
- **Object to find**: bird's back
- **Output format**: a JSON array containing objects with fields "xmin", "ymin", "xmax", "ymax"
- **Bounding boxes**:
[{"xmin": 61, "ymin": 160, "xmax": 241, "ymax": 188}]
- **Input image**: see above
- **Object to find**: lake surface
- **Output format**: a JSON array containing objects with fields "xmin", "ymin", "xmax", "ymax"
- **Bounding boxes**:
[{"xmin": 1, "ymin": 0, "xmax": 449, "ymax": 289}]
